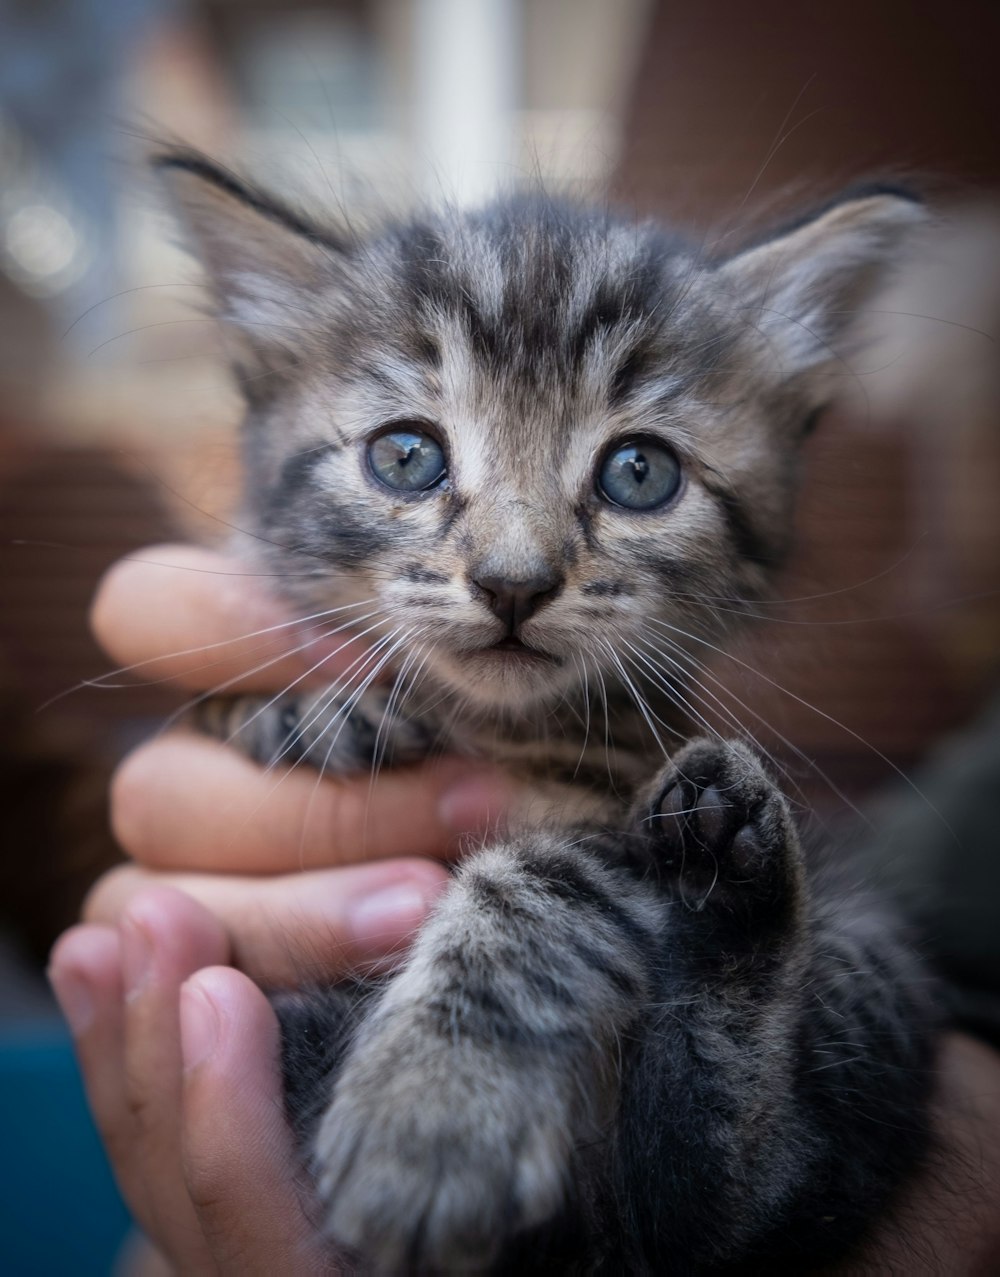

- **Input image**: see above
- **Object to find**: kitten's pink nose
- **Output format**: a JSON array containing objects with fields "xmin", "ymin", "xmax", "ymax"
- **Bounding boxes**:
[{"xmin": 471, "ymin": 570, "xmax": 564, "ymax": 633}]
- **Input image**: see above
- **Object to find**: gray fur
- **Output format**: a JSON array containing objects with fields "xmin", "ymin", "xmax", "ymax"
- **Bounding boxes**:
[{"xmin": 160, "ymin": 154, "xmax": 937, "ymax": 1273}]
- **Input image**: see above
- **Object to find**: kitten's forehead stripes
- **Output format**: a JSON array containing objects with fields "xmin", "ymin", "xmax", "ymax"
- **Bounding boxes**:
[
  {"xmin": 608, "ymin": 345, "xmax": 653, "ymax": 407},
  {"xmin": 358, "ymin": 364, "xmax": 400, "ymax": 394},
  {"xmin": 380, "ymin": 198, "xmax": 706, "ymax": 402}
]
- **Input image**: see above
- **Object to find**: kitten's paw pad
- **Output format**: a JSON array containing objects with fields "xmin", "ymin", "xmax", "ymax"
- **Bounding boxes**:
[
  {"xmin": 313, "ymin": 1052, "xmax": 571, "ymax": 1273},
  {"xmin": 646, "ymin": 739, "xmax": 801, "ymax": 904}
]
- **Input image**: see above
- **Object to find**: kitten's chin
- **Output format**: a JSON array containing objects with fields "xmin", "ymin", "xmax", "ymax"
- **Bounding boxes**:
[{"xmin": 434, "ymin": 643, "xmax": 571, "ymax": 711}]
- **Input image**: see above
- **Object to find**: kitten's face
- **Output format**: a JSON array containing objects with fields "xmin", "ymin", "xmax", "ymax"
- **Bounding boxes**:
[
  {"xmin": 161, "ymin": 161, "xmax": 922, "ymax": 713},
  {"xmin": 248, "ymin": 211, "xmax": 794, "ymax": 712}
]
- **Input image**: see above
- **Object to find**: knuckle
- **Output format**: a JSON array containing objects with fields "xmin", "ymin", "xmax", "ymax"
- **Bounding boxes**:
[
  {"xmin": 122, "ymin": 1057, "xmax": 181, "ymax": 1152},
  {"xmin": 122, "ymin": 1074, "xmax": 160, "ymax": 1136}
]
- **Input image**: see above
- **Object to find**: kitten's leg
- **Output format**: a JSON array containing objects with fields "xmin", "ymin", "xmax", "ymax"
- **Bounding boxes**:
[
  {"xmin": 598, "ymin": 738, "xmax": 813, "ymax": 1269},
  {"xmin": 308, "ymin": 833, "xmax": 664, "ymax": 1274},
  {"xmin": 612, "ymin": 738, "xmax": 936, "ymax": 1270},
  {"xmin": 196, "ymin": 686, "xmax": 437, "ymax": 772},
  {"xmin": 271, "ymin": 982, "xmax": 382, "ymax": 1148}
]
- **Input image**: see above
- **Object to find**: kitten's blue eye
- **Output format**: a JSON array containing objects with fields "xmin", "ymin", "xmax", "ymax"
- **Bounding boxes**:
[
  {"xmin": 597, "ymin": 438, "xmax": 681, "ymax": 510},
  {"xmin": 368, "ymin": 427, "xmax": 447, "ymax": 493}
]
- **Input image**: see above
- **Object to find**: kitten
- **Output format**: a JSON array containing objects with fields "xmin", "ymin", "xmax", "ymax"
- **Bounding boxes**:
[{"xmin": 159, "ymin": 152, "xmax": 940, "ymax": 1274}]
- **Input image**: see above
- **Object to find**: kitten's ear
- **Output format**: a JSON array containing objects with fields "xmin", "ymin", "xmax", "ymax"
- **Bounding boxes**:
[
  {"xmin": 718, "ymin": 187, "xmax": 927, "ymax": 381},
  {"xmin": 155, "ymin": 151, "xmax": 344, "ymax": 372}
]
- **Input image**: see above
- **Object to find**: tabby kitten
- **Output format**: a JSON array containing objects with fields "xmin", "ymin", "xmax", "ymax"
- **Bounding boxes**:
[{"xmin": 159, "ymin": 152, "xmax": 939, "ymax": 1274}]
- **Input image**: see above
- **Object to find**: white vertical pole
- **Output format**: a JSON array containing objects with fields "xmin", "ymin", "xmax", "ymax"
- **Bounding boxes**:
[{"xmin": 413, "ymin": 0, "xmax": 520, "ymax": 207}]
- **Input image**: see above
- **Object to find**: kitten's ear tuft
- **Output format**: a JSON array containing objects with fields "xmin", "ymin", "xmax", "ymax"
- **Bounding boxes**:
[
  {"xmin": 154, "ymin": 150, "xmax": 345, "ymax": 358},
  {"xmin": 718, "ymin": 187, "xmax": 928, "ymax": 381}
]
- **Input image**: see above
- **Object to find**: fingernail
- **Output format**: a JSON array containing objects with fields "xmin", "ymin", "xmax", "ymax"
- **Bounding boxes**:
[
  {"xmin": 438, "ymin": 772, "xmax": 510, "ymax": 835},
  {"xmin": 180, "ymin": 983, "xmax": 220, "ymax": 1072},
  {"xmin": 348, "ymin": 882, "xmax": 437, "ymax": 952},
  {"xmin": 120, "ymin": 920, "xmax": 152, "ymax": 1003},
  {"xmin": 48, "ymin": 966, "xmax": 94, "ymax": 1036}
]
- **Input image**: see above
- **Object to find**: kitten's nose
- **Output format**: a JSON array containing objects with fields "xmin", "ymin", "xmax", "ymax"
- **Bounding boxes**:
[{"xmin": 472, "ymin": 570, "xmax": 564, "ymax": 633}]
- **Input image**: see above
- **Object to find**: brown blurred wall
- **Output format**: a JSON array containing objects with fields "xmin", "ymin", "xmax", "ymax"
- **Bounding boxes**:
[
  {"xmin": 615, "ymin": 0, "xmax": 1000, "ymax": 808},
  {"xmin": 619, "ymin": 0, "xmax": 1000, "ymax": 218}
]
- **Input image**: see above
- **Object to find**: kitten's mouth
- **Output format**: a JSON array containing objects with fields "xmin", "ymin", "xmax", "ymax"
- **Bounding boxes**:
[
  {"xmin": 479, "ymin": 637, "xmax": 560, "ymax": 665},
  {"xmin": 440, "ymin": 634, "xmax": 570, "ymax": 706}
]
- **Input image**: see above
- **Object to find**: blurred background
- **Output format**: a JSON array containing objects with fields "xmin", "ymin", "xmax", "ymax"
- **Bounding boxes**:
[{"xmin": 1, "ymin": 1, "xmax": 999, "ymax": 1272}]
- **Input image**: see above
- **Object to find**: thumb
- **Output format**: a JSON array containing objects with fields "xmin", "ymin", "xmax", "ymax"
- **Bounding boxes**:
[{"xmin": 179, "ymin": 966, "xmax": 331, "ymax": 1274}]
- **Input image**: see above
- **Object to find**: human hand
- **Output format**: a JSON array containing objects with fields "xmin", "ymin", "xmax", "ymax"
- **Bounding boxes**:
[
  {"xmin": 50, "ymin": 542, "xmax": 526, "ymax": 1266},
  {"xmin": 48, "ymin": 885, "xmax": 1000, "ymax": 1275},
  {"xmin": 54, "ymin": 545, "xmax": 1000, "ymax": 1272},
  {"xmin": 84, "ymin": 543, "xmax": 522, "ymax": 981},
  {"xmin": 50, "ymin": 887, "xmax": 331, "ymax": 1274},
  {"xmin": 841, "ymin": 1033, "xmax": 1000, "ymax": 1275}
]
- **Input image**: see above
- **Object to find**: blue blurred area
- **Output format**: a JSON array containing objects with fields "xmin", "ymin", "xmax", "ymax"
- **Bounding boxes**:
[
  {"xmin": 0, "ymin": 1021, "xmax": 131, "ymax": 1277},
  {"xmin": 0, "ymin": 0, "xmax": 170, "ymax": 352}
]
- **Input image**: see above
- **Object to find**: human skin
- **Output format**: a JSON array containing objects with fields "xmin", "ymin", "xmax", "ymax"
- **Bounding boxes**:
[{"xmin": 49, "ymin": 545, "xmax": 1000, "ymax": 1274}]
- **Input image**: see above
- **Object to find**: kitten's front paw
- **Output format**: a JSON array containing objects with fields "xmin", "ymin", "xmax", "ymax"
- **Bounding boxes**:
[
  {"xmin": 643, "ymin": 739, "xmax": 804, "ymax": 923},
  {"xmin": 312, "ymin": 1028, "xmax": 572, "ymax": 1273},
  {"xmin": 196, "ymin": 685, "xmax": 435, "ymax": 773}
]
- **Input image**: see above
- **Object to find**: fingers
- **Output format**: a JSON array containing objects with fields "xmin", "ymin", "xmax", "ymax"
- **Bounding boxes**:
[
  {"xmin": 49, "ymin": 890, "xmax": 228, "ymax": 1271},
  {"xmin": 842, "ymin": 1034, "xmax": 1000, "ymax": 1275},
  {"xmin": 122, "ymin": 890, "xmax": 230, "ymax": 1266},
  {"xmin": 111, "ymin": 732, "xmax": 513, "ymax": 872},
  {"xmin": 178, "ymin": 968, "xmax": 330, "ymax": 1274},
  {"xmin": 85, "ymin": 858, "xmax": 451, "ymax": 986},
  {"xmin": 91, "ymin": 544, "xmax": 374, "ymax": 693},
  {"xmin": 49, "ymin": 895, "xmax": 335, "ymax": 1274},
  {"xmin": 47, "ymin": 925, "xmax": 130, "ymax": 1172},
  {"xmin": 94, "ymin": 545, "xmax": 529, "ymax": 876}
]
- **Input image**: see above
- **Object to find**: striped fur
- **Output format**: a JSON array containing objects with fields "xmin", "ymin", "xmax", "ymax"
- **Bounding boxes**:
[{"xmin": 160, "ymin": 155, "xmax": 939, "ymax": 1273}]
